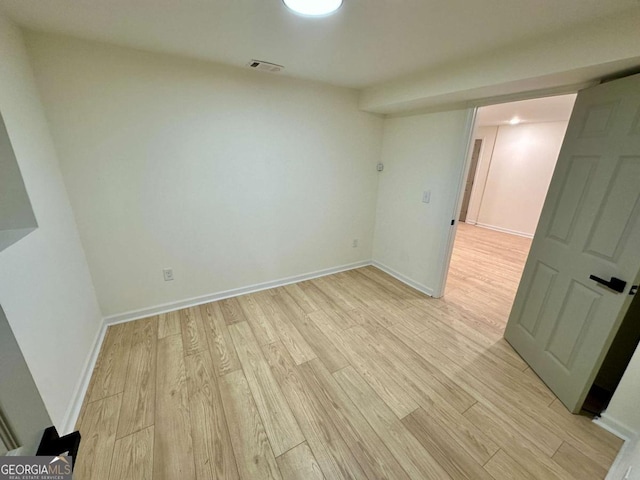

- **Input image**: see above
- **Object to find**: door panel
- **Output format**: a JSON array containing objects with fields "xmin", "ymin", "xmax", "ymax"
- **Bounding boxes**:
[
  {"xmin": 504, "ymin": 74, "xmax": 640, "ymax": 412},
  {"xmin": 583, "ymin": 156, "xmax": 640, "ymax": 261},
  {"xmin": 545, "ymin": 156, "xmax": 597, "ymax": 243}
]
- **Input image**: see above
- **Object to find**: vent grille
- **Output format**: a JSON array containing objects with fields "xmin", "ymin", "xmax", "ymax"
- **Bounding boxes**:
[{"xmin": 247, "ymin": 60, "xmax": 284, "ymax": 73}]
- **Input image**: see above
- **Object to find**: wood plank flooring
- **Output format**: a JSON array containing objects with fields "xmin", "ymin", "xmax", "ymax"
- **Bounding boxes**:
[{"xmin": 74, "ymin": 224, "xmax": 623, "ymax": 479}]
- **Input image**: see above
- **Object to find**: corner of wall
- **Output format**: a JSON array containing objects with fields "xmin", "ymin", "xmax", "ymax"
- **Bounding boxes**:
[{"xmin": 0, "ymin": 15, "xmax": 104, "ymax": 431}]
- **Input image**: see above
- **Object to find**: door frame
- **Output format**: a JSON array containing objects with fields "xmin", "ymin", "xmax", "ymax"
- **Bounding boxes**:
[
  {"xmin": 458, "ymin": 138, "xmax": 483, "ymax": 223},
  {"xmin": 434, "ymin": 87, "xmax": 586, "ymax": 298},
  {"xmin": 436, "ymin": 79, "xmax": 640, "ymax": 420},
  {"xmin": 433, "ymin": 107, "xmax": 477, "ymax": 297}
]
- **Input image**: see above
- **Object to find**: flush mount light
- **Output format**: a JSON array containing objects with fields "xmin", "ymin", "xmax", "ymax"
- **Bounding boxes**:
[
  {"xmin": 283, "ymin": 0, "xmax": 343, "ymax": 16},
  {"xmin": 509, "ymin": 117, "xmax": 521, "ymax": 125}
]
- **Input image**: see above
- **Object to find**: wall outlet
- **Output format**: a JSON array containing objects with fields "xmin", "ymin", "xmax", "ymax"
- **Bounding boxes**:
[
  {"xmin": 352, "ymin": 239, "xmax": 359, "ymax": 248},
  {"xmin": 422, "ymin": 190, "xmax": 431, "ymax": 203},
  {"xmin": 163, "ymin": 268, "xmax": 174, "ymax": 281}
]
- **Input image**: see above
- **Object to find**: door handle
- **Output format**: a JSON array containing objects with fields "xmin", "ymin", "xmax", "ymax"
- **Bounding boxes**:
[{"xmin": 589, "ymin": 275, "xmax": 627, "ymax": 293}]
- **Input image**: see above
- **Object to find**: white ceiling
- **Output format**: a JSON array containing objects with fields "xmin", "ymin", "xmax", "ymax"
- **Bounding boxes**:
[
  {"xmin": 476, "ymin": 94, "xmax": 577, "ymax": 127},
  {"xmin": 0, "ymin": 0, "xmax": 637, "ymax": 88}
]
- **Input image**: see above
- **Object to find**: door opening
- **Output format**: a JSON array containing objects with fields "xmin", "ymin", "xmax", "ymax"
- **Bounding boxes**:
[
  {"xmin": 441, "ymin": 75, "xmax": 640, "ymax": 420},
  {"xmin": 502, "ymin": 74, "xmax": 640, "ymax": 414},
  {"xmin": 445, "ymin": 94, "xmax": 576, "ymax": 332},
  {"xmin": 582, "ymin": 278, "xmax": 640, "ymax": 416}
]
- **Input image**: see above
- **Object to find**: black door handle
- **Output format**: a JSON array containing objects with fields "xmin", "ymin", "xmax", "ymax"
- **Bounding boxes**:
[{"xmin": 589, "ymin": 275, "xmax": 627, "ymax": 293}]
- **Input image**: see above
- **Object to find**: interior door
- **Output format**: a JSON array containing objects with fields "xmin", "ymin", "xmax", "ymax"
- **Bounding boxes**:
[{"xmin": 504, "ymin": 74, "xmax": 640, "ymax": 413}]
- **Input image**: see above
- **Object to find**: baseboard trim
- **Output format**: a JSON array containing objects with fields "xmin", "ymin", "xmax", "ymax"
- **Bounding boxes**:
[
  {"xmin": 371, "ymin": 261, "xmax": 434, "ymax": 297},
  {"xmin": 594, "ymin": 413, "xmax": 638, "ymax": 441},
  {"xmin": 63, "ymin": 259, "xmax": 373, "ymax": 434},
  {"xmin": 475, "ymin": 222, "xmax": 534, "ymax": 239},
  {"xmin": 104, "ymin": 260, "xmax": 372, "ymax": 326},
  {"xmin": 60, "ymin": 321, "xmax": 108, "ymax": 435},
  {"xmin": 5, "ymin": 446, "xmax": 26, "ymax": 456},
  {"xmin": 605, "ymin": 435, "xmax": 638, "ymax": 480}
]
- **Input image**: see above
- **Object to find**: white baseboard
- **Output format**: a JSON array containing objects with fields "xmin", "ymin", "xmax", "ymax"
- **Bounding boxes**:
[
  {"xmin": 605, "ymin": 435, "xmax": 639, "ymax": 480},
  {"xmin": 475, "ymin": 222, "xmax": 534, "ymax": 239},
  {"xmin": 104, "ymin": 260, "xmax": 372, "ymax": 326},
  {"xmin": 5, "ymin": 446, "xmax": 25, "ymax": 456},
  {"xmin": 371, "ymin": 261, "xmax": 434, "ymax": 297},
  {"xmin": 595, "ymin": 413, "xmax": 638, "ymax": 441},
  {"xmin": 60, "ymin": 321, "xmax": 108, "ymax": 435},
  {"xmin": 63, "ymin": 259, "xmax": 373, "ymax": 433}
]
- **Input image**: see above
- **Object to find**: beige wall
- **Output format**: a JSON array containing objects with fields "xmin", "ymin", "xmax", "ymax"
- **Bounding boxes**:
[
  {"xmin": 25, "ymin": 32, "xmax": 384, "ymax": 318},
  {"xmin": 466, "ymin": 122, "xmax": 567, "ymax": 237},
  {"xmin": 604, "ymin": 339, "xmax": 640, "ymax": 479},
  {"xmin": 0, "ymin": 17, "xmax": 102, "ymax": 430},
  {"xmin": 360, "ymin": 9, "xmax": 640, "ymax": 113},
  {"xmin": 606, "ymin": 346, "xmax": 640, "ymax": 436},
  {"xmin": 372, "ymin": 109, "xmax": 473, "ymax": 294},
  {"xmin": 0, "ymin": 110, "xmax": 37, "ymax": 245}
]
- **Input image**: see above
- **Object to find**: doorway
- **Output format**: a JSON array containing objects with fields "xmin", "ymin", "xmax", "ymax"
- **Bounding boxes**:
[
  {"xmin": 445, "ymin": 94, "xmax": 577, "ymax": 330},
  {"xmin": 446, "ymin": 76, "xmax": 640, "ymax": 418}
]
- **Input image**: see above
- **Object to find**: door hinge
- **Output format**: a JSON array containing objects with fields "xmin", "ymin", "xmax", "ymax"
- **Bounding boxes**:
[{"xmin": 451, "ymin": 219, "xmax": 455, "ymax": 226}]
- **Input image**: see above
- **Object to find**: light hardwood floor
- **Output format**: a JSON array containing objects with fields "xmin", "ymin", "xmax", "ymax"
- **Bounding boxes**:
[{"xmin": 74, "ymin": 224, "xmax": 623, "ymax": 479}]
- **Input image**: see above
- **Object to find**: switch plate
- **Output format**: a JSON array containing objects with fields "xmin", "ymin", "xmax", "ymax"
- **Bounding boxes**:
[
  {"xmin": 422, "ymin": 191, "xmax": 431, "ymax": 203},
  {"xmin": 163, "ymin": 268, "xmax": 174, "ymax": 281}
]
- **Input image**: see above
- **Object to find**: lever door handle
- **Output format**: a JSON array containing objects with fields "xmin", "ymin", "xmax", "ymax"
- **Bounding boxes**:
[{"xmin": 589, "ymin": 275, "xmax": 627, "ymax": 293}]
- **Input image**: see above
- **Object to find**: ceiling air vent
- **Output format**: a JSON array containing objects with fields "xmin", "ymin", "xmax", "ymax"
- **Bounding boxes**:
[{"xmin": 247, "ymin": 60, "xmax": 284, "ymax": 73}]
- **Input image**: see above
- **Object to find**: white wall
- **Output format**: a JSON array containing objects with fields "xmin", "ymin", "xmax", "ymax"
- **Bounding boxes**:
[
  {"xmin": 464, "ymin": 126, "xmax": 497, "ymax": 225},
  {"xmin": 360, "ymin": 9, "xmax": 640, "ymax": 113},
  {"xmin": 470, "ymin": 122, "xmax": 567, "ymax": 237},
  {"xmin": 24, "ymin": 32, "xmax": 384, "ymax": 318},
  {"xmin": 0, "ymin": 112, "xmax": 37, "ymax": 232},
  {"xmin": 601, "ymin": 281, "xmax": 640, "ymax": 480},
  {"xmin": 0, "ymin": 17, "xmax": 102, "ymax": 430},
  {"xmin": 606, "ymin": 346, "xmax": 640, "ymax": 437},
  {"xmin": 604, "ymin": 344, "xmax": 640, "ymax": 479},
  {"xmin": 372, "ymin": 109, "xmax": 473, "ymax": 294}
]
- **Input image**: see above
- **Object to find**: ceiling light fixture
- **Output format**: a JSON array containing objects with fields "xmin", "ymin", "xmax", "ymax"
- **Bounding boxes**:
[
  {"xmin": 509, "ymin": 117, "xmax": 521, "ymax": 125},
  {"xmin": 283, "ymin": 0, "xmax": 343, "ymax": 17}
]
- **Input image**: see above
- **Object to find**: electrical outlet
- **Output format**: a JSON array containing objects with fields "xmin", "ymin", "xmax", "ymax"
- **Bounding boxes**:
[
  {"xmin": 352, "ymin": 239, "xmax": 358, "ymax": 248},
  {"xmin": 422, "ymin": 190, "xmax": 431, "ymax": 203},
  {"xmin": 163, "ymin": 268, "xmax": 174, "ymax": 281}
]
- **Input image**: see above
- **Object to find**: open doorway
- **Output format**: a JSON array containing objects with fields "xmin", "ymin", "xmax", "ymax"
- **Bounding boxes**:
[
  {"xmin": 446, "ymin": 88, "xmax": 640, "ymax": 417},
  {"xmin": 445, "ymin": 94, "xmax": 577, "ymax": 330}
]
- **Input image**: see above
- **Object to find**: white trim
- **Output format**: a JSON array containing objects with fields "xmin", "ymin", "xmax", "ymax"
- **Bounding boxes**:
[
  {"xmin": 435, "ymin": 107, "xmax": 478, "ymax": 298},
  {"xmin": 475, "ymin": 222, "xmax": 534, "ymax": 239},
  {"xmin": 60, "ymin": 321, "xmax": 108, "ymax": 435},
  {"xmin": 5, "ymin": 446, "xmax": 25, "ymax": 456},
  {"xmin": 605, "ymin": 435, "xmax": 638, "ymax": 480},
  {"xmin": 468, "ymin": 82, "xmax": 593, "ymax": 109},
  {"xmin": 62, "ymin": 259, "xmax": 373, "ymax": 433},
  {"xmin": 372, "ymin": 261, "xmax": 434, "ymax": 297},
  {"xmin": 595, "ymin": 413, "xmax": 638, "ymax": 442},
  {"xmin": 104, "ymin": 260, "xmax": 372, "ymax": 326}
]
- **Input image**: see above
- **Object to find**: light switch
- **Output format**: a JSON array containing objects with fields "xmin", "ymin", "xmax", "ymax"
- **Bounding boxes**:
[{"xmin": 422, "ymin": 191, "xmax": 431, "ymax": 203}]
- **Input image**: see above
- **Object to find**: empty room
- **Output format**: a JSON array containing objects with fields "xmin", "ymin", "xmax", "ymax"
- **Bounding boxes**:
[{"xmin": 1, "ymin": 1, "xmax": 640, "ymax": 479}]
